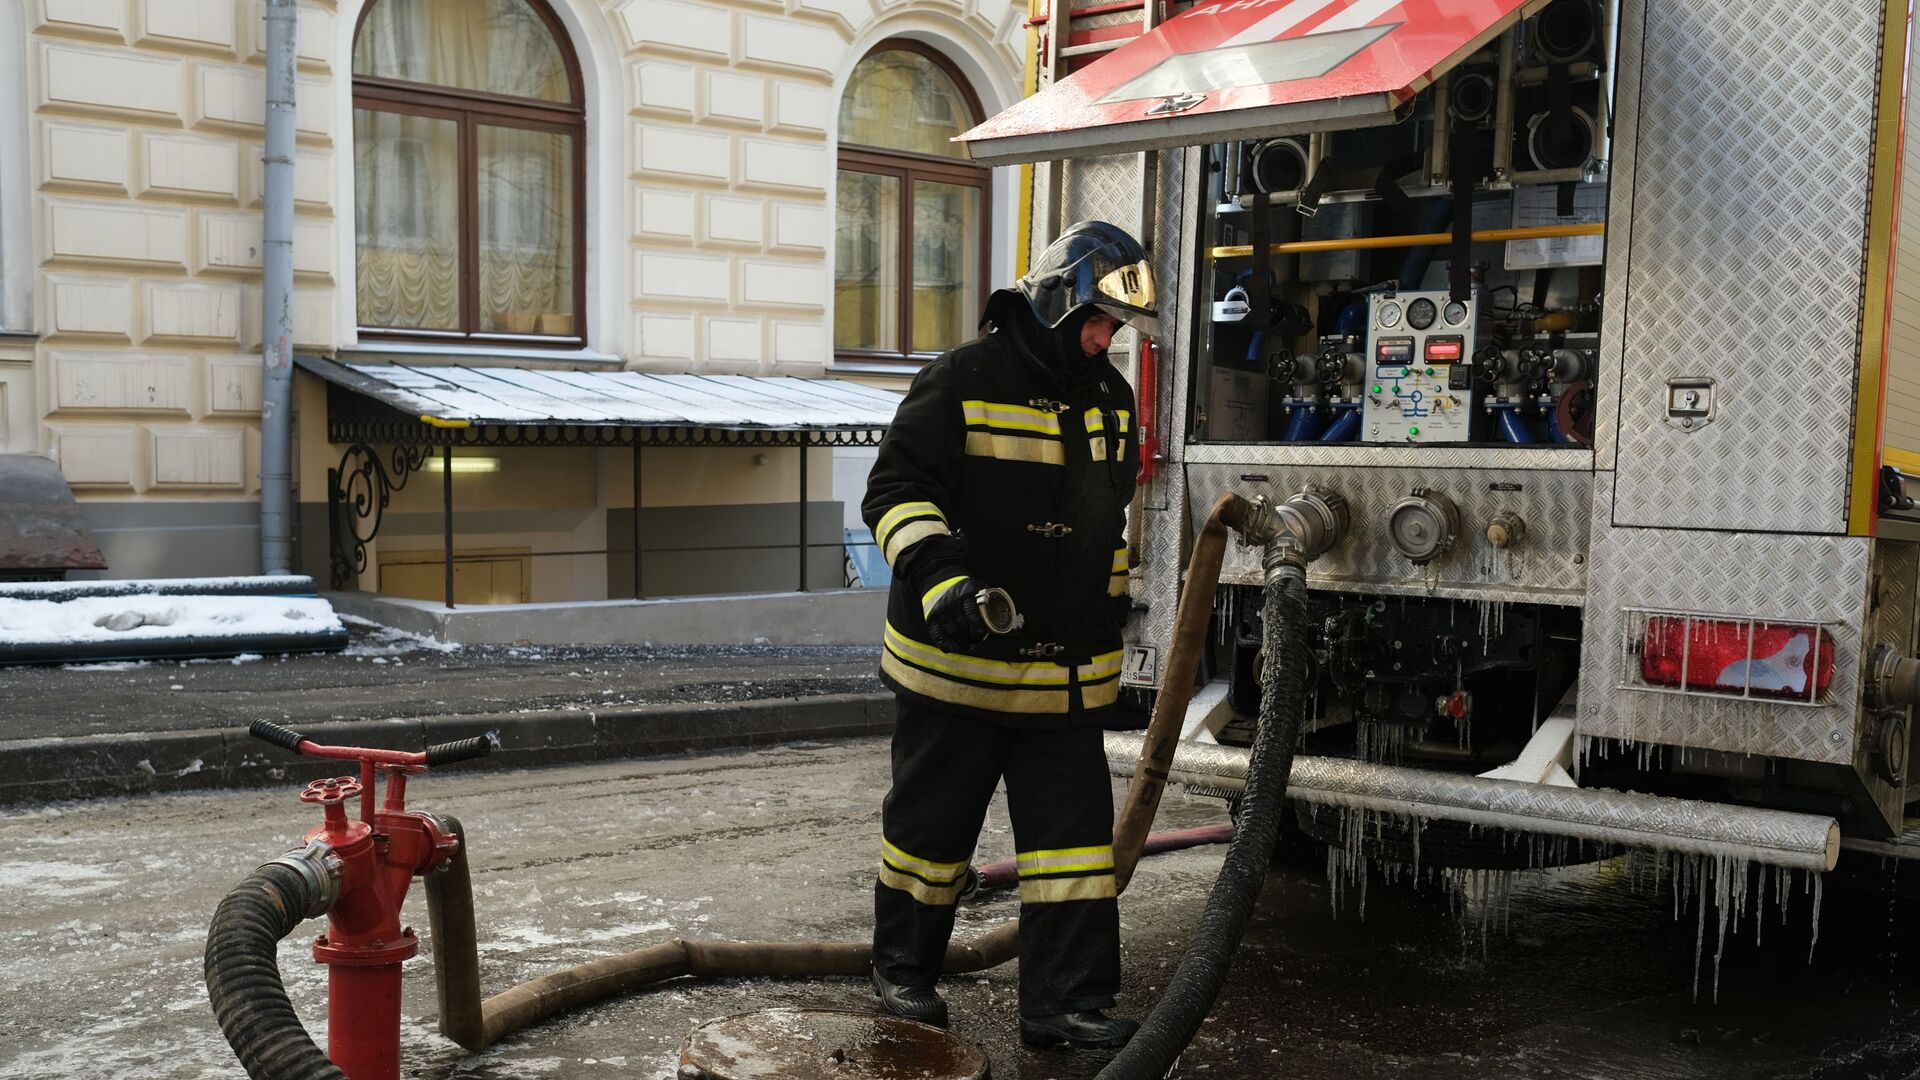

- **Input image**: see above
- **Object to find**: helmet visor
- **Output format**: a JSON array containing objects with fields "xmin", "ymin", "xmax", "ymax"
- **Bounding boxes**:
[{"xmin": 1093, "ymin": 258, "xmax": 1160, "ymax": 338}]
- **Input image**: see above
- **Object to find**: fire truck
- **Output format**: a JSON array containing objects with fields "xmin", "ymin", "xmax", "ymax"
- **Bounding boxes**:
[{"xmin": 957, "ymin": 0, "xmax": 1920, "ymax": 871}]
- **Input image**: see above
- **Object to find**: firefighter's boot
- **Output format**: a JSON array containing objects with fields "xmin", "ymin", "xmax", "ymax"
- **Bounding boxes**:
[
  {"xmin": 871, "ymin": 968, "xmax": 949, "ymax": 1028},
  {"xmin": 1019, "ymin": 1009, "xmax": 1140, "ymax": 1051}
]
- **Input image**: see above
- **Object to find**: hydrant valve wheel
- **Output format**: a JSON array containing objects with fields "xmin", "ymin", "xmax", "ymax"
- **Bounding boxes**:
[{"xmin": 300, "ymin": 776, "xmax": 363, "ymax": 805}]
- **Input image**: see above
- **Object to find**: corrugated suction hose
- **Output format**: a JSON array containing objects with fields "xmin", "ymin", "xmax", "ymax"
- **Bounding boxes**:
[
  {"xmin": 204, "ymin": 861, "xmax": 344, "ymax": 1080},
  {"xmin": 1097, "ymin": 565, "xmax": 1310, "ymax": 1079}
]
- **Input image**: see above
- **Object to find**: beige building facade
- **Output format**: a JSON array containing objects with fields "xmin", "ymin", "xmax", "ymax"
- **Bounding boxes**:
[{"xmin": 0, "ymin": 0, "xmax": 1028, "ymax": 599}]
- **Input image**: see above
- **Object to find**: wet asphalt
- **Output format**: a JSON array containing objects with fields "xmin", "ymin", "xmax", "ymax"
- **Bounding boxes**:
[{"xmin": 6, "ymin": 736, "xmax": 1920, "ymax": 1079}]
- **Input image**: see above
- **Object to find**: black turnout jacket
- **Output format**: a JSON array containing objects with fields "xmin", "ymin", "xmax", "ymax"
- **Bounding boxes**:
[{"xmin": 863, "ymin": 296, "xmax": 1137, "ymax": 729}]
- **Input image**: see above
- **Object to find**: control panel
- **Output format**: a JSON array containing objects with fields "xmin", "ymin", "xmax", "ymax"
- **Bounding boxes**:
[{"xmin": 1361, "ymin": 289, "xmax": 1479, "ymax": 444}]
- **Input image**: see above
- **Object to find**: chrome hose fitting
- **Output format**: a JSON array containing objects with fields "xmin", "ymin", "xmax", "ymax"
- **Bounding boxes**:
[
  {"xmin": 264, "ymin": 838, "xmax": 344, "ymax": 918},
  {"xmin": 1245, "ymin": 486, "xmax": 1349, "ymax": 581}
]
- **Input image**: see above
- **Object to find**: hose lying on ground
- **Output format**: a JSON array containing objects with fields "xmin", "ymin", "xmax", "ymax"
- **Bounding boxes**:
[
  {"xmin": 425, "ymin": 492, "xmax": 1256, "ymax": 1050},
  {"xmin": 204, "ymin": 859, "xmax": 345, "ymax": 1080},
  {"xmin": 204, "ymin": 492, "xmax": 1255, "ymax": 1064},
  {"xmin": 1098, "ymin": 562, "xmax": 1311, "ymax": 1079}
]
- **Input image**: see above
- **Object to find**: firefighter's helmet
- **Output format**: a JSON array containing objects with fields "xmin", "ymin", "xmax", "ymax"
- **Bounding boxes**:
[{"xmin": 1016, "ymin": 221, "xmax": 1159, "ymax": 338}]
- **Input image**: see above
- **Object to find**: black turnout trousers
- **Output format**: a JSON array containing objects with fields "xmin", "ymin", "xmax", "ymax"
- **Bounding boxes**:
[{"xmin": 872, "ymin": 696, "xmax": 1121, "ymax": 1018}]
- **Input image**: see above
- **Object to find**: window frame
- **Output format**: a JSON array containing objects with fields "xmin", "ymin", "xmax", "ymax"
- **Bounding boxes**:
[
  {"xmin": 835, "ymin": 40, "xmax": 993, "ymax": 368},
  {"xmin": 350, "ymin": 0, "xmax": 588, "ymax": 349}
]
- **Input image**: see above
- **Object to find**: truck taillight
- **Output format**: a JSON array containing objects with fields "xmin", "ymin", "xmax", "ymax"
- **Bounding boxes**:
[{"xmin": 1631, "ymin": 612, "xmax": 1835, "ymax": 704}]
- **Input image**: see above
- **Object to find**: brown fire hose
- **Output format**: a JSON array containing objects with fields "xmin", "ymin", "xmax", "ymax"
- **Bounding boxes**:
[{"xmin": 424, "ymin": 492, "xmax": 1254, "ymax": 1050}]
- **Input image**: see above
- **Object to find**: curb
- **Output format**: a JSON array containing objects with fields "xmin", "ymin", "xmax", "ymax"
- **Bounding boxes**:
[{"xmin": 0, "ymin": 692, "xmax": 896, "ymax": 805}]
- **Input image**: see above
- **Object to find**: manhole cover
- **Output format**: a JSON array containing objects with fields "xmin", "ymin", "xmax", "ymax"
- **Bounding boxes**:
[{"xmin": 680, "ymin": 1007, "xmax": 989, "ymax": 1080}]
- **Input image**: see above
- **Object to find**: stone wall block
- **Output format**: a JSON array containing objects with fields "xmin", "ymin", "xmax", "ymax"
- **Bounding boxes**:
[
  {"xmin": 142, "ymin": 281, "xmax": 243, "ymax": 344},
  {"xmin": 195, "ymin": 210, "xmax": 333, "ymax": 280},
  {"xmin": 135, "ymin": 0, "xmax": 237, "ymax": 55},
  {"xmin": 42, "ymin": 273, "xmax": 134, "ymax": 340},
  {"xmin": 34, "ymin": 0, "xmax": 127, "ymax": 42},
  {"xmin": 703, "ymin": 314, "xmax": 763, "ymax": 363},
  {"xmin": 146, "ymin": 423, "xmax": 246, "ymax": 489},
  {"xmin": 46, "ymin": 422, "xmax": 139, "ymax": 489},
  {"xmin": 738, "ymin": 137, "xmax": 827, "ymax": 194},
  {"xmin": 46, "ymin": 350, "xmax": 195, "ymax": 415},
  {"xmin": 739, "ymin": 14, "xmax": 841, "ymax": 77},
  {"xmin": 43, "ymin": 198, "xmax": 190, "ymax": 269},
  {"xmin": 142, "ymin": 132, "xmax": 240, "ymax": 202},
  {"xmin": 771, "ymin": 201, "xmax": 825, "ymax": 253},
  {"xmin": 701, "ymin": 70, "xmax": 765, "ymax": 128},
  {"xmin": 771, "ymin": 319, "xmax": 826, "ymax": 366},
  {"xmin": 636, "ymin": 187, "xmax": 696, "ymax": 241},
  {"xmin": 207, "ymin": 355, "xmax": 263, "ymax": 415},
  {"xmin": 636, "ymin": 60, "xmax": 696, "ymax": 115},
  {"xmin": 635, "ymin": 250, "xmax": 732, "ymax": 303},
  {"xmin": 635, "ymin": 311, "xmax": 696, "ymax": 361},
  {"xmin": 192, "ymin": 65, "xmax": 331, "ymax": 143},
  {"xmin": 633, "ymin": 121, "xmax": 731, "ymax": 183},
  {"xmin": 41, "ymin": 121, "xmax": 131, "ymax": 194},
  {"xmin": 616, "ymin": 0, "xmax": 731, "ymax": 59},
  {"xmin": 242, "ymin": 145, "xmax": 333, "ymax": 211},
  {"xmin": 769, "ymin": 81, "xmax": 830, "ymax": 135},
  {"xmin": 740, "ymin": 257, "xmax": 824, "ymax": 309},
  {"xmin": 38, "ymin": 42, "xmax": 184, "ymax": 123},
  {"xmin": 702, "ymin": 194, "xmax": 764, "ymax": 249}
]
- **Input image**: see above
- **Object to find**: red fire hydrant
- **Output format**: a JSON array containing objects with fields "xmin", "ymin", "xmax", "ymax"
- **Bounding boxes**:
[{"xmin": 224, "ymin": 720, "xmax": 490, "ymax": 1080}]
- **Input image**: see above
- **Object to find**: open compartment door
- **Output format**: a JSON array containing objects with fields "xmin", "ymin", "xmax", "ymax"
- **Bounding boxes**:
[{"xmin": 961, "ymin": 0, "xmax": 1546, "ymax": 166}]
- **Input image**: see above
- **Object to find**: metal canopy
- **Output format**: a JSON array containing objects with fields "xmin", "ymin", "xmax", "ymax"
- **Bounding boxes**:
[
  {"xmin": 960, "ymin": 0, "xmax": 1543, "ymax": 166},
  {"xmin": 298, "ymin": 355, "xmax": 902, "ymax": 443}
]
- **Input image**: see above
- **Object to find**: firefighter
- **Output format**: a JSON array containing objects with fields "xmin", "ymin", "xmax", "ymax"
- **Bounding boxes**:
[{"xmin": 862, "ymin": 220, "xmax": 1156, "ymax": 1051}]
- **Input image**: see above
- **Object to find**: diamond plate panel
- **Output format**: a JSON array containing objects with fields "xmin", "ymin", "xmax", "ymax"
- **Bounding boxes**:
[
  {"xmin": 1589, "ymin": 0, "xmax": 1644, "ymax": 473},
  {"xmin": 1063, "ymin": 154, "xmax": 1141, "ymax": 235},
  {"xmin": 1579, "ymin": 473, "xmax": 1872, "ymax": 763},
  {"xmin": 1186, "ymin": 464, "xmax": 1592, "ymax": 603},
  {"xmin": 1132, "ymin": 148, "xmax": 1200, "ymax": 672},
  {"xmin": 1609, "ymin": 0, "xmax": 1883, "ymax": 532}
]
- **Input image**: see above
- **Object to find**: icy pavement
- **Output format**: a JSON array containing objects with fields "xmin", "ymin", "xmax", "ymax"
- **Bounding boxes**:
[{"xmin": 6, "ymin": 741, "xmax": 1920, "ymax": 1078}]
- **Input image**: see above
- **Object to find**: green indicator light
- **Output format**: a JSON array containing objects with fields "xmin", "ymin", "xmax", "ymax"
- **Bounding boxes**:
[
  {"xmin": 1371, "ymin": 384, "xmax": 1381, "ymax": 394},
  {"xmin": 1425, "ymin": 367, "xmax": 1435, "ymax": 376},
  {"xmin": 1409, "ymin": 426, "xmax": 1420, "ymax": 436},
  {"xmin": 1392, "ymin": 383, "xmax": 1402, "ymax": 394}
]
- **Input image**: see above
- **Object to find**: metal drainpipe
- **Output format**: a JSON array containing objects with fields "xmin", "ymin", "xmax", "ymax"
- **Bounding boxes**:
[{"xmin": 259, "ymin": 0, "xmax": 298, "ymax": 574}]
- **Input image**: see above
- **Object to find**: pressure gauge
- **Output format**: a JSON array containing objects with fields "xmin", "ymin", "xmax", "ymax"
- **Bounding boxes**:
[
  {"xmin": 1377, "ymin": 301, "xmax": 1403, "ymax": 329},
  {"xmin": 1444, "ymin": 300, "xmax": 1470, "ymax": 326},
  {"xmin": 1407, "ymin": 298, "xmax": 1438, "ymax": 330}
]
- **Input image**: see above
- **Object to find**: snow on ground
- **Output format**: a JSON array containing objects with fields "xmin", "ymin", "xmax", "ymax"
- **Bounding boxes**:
[
  {"xmin": 338, "ymin": 614, "xmax": 462, "ymax": 656},
  {"xmin": 0, "ymin": 574, "xmax": 314, "ymax": 598},
  {"xmin": 0, "ymin": 595, "xmax": 342, "ymax": 645}
]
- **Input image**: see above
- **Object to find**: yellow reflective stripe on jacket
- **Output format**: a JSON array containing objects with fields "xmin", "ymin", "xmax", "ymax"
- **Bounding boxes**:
[
  {"xmin": 1019, "ymin": 874, "xmax": 1117, "ymax": 904},
  {"xmin": 876, "ymin": 501, "xmax": 946, "ymax": 551},
  {"xmin": 885, "ymin": 625, "xmax": 1121, "ymax": 686},
  {"xmin": 879, "ymin": 863, "xmax": 964, "ymax": 906},
  {"xmin": 1109, "ymin": 548, "xmax": 1129, "ymax": 597},
  {"xmin": 881, "ymin": 628, "xmax": 1124, "ymax": 715},
  {"xmin": 882, "ymin": 520, "xmax": 949, "ymax": 566},
  {"xmin": 920, "ymin": 575, "xmax": 968, "ymax": 618},
  {"xmin": 963, "ymin": 400, "xmax": 1062, "ymax": 435},
  {"xmin": 1116, "ymin": 410, "xmax": 1131, "ymax": 432},
  {"xmin": 882, "ymin": 839, "xmax": 968, "ymax": 883},
  {"xmin": 966, "ymin": 431, "xmax": 1066, "ymax": 465},
  {"xmin": 1084, "ymin": 408, "xmax": 1107, "ymax": 433},
  {"xmin": 1110, "ymin": 549, "xmax": 1128, "ymax": 573},
  {"xmin": 1016, "ymin": 845, "xmax": 1115, "ymax": 876}
]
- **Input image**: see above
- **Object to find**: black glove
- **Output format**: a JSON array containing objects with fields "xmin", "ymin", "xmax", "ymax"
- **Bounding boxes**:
[{"xmin": 925, "ymin": 577, "xmax": 994, "ymax": 652}]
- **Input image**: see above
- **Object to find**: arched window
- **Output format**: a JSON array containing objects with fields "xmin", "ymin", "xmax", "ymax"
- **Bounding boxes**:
[
  {"xmin": 352, "ymin": 0, "xmax": 586, "ymax": 346},
  {"xmin": 835, "ymin": 42, "xmax": 990, "ymax": 365}
]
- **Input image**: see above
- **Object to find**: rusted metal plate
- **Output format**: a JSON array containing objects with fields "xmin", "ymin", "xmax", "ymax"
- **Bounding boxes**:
[
  {"xmin": 680, "ymin": 1008, "xmax": 989, "ymax": 1080},
  {"xmin": 0, "ymin": 455, "xmax": 106, "ymax": 573}
]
